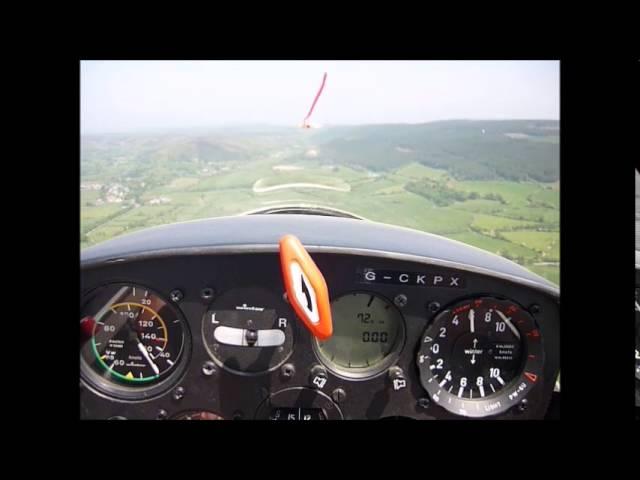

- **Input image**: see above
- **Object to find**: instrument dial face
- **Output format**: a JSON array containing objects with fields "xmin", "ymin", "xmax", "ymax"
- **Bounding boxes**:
[
  {"xmin": 254, "ymin": 387, "xmax": 342, "ymax": 420},
  {"xmin": 314, "ymin": 292, "xmax": 406, "ymax": 378},
  {"xmin": 417, "ymin": 297, "xmax": 543, "ymax": 418},
  {"xmin": 80, "ymin": 284, "xmax": 189, "ymax": 400},
  {"xmin": 202, "ymin": 287, "xmax": 295, "ymax": 375}
]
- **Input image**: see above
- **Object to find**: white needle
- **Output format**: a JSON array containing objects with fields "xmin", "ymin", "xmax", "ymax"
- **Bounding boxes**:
[
  {"xmin": 469, "ymin": 309, "xmax": 475, "ymax": 333},
  {"xmin": 137, "ymin": 342, "xmax": 160, "ymax": 375},
  {"xmin": 94, "ymin": 286, "xmax": 130, "ymax": 323},
  {"xmin": 470, "ymin": 338, "xmax": 478, "ymax": 364},
  {"xmin": 635, "ymin": 301, "xmax": 640, "ymax": 312},
  {"xmin": 495, "ymin": 310, "xmax": 521, "ymax": 339}
]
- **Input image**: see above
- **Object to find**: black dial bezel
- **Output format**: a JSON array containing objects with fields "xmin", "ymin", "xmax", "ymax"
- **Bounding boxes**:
[
  {"xmin": 254, "ymin": 387, "xmax": 343, "ymax": 420},
  {"xmin": 80, "ymin": 282, "xmax": 192, "ymax": 402},
  {"xmin": 201, "ymin": 287, "xmax": 296, "ymax": 376},
  {"xmin": 312, "ymin": 290, "xmax": 407, "ymax": 380},
  {"xmin": 417, "ymin": 295, "xmax": 544, "ymax": 418}
]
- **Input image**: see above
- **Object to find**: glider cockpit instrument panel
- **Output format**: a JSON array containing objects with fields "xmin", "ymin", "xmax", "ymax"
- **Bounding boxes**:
[{"xmin": 80, "ymin": 215, "xmax": 560, "ymax": 420}]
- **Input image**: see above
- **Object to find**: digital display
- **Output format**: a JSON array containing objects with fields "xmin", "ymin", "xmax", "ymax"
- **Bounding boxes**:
[
  {"xmin": 316, "ymin": 292, "xmax": 405, "ymax": 376},
  {"xmin": 269, "ymin": 407, "xmax": 325, "ymax": 421}
]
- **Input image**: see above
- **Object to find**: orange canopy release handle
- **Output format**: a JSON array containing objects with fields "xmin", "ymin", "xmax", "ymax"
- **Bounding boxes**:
[{"xmin": 279, "ymin": 234, "xmax": 333, "ymax": 340}]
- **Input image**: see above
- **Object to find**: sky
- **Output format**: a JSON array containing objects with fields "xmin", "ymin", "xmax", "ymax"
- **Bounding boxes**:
[{"xmin": 81, "ymin": 60, "xmax": 559, "ymax": 134}]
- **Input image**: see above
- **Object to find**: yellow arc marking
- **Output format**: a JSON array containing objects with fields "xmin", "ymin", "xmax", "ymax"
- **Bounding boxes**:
[{"xmin": 102, "ymin": 303, "xmax": 169, "ymax": 349}]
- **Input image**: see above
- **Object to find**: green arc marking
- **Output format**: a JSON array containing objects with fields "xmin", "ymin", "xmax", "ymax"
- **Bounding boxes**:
[{"xmin": 91, "ymin": 337, "xmax": 160, "ymax": 383}]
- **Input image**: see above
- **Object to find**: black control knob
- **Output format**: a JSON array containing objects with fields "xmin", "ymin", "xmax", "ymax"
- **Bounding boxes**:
[
  {"xmin": 245, "ymin": 329, "xmax": 258, "ymax": 346},
  {"xmin": 309, "ymin": 364, "xmax": 328, "ymax": 389},
  {"xmin": 388, "ymin": 366, "xmax": 407, "ymax": 391}
]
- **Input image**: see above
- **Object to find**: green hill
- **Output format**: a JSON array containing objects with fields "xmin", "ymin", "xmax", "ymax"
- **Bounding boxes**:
[
  {"xmin": 80, "ymin": 121, "xmax": 559, "ymax": 284},
  {"xmin": 306, "ymin": 120, "xmax": 559, "ymax": 181}
]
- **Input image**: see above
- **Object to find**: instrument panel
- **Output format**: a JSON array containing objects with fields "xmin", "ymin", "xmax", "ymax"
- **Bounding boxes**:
[{"xmin": 80, "ymin": 250, "xmax": 560, "ymax": 420}]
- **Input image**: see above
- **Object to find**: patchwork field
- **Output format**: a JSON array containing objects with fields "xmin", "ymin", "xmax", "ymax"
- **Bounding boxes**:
[{"xmin": 81, "ymin": 122, "xmax": 559, "ymax": 285}]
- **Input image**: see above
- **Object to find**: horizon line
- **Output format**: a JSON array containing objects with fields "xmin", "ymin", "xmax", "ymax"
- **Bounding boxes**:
[{"xmin": 81, "ymin": 118, "xmax": 560, "ymax": 136}]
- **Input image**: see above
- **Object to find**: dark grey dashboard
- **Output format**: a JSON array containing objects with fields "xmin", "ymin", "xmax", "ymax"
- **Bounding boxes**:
[{"xmin": 80, "ymin": 215, "xmax": 560, "ymax": 420}]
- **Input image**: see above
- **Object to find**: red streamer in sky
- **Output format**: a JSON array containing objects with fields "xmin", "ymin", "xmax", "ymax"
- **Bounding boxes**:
[{"xmin": 302, "ymin": 72, "xmax": 327, "ymax": 128}]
